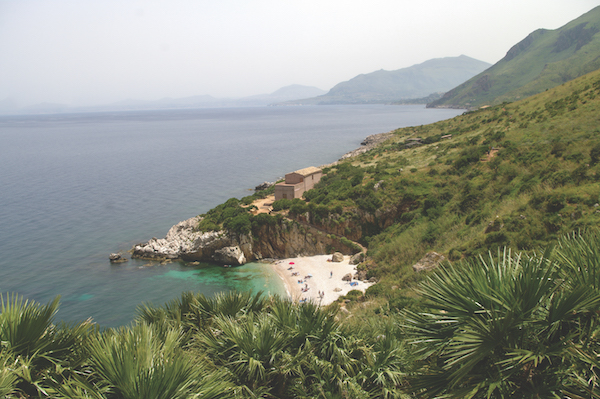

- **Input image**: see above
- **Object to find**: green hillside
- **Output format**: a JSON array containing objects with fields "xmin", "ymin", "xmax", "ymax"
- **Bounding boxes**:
[
  {"xmin": 324, "ymin": 69, "xmax": 600, "ymax": 291},
  {"xmin": 279, "ymin": 55, "xmax": 490, "ymax": 105},
  {"xmin": 429, "ymin": 5, "xmax": 600, "ymax": 109}
]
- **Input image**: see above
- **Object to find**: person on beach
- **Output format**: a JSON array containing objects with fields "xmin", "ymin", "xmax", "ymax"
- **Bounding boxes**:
[{"xmin": 330, "ymin": 271, "xmax": 333, "ymax": 278}]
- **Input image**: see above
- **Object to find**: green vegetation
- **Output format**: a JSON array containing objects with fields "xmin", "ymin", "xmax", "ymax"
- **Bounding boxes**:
[
  {"xmin": 0, "ymin": 291, "xmax": 412, "ymax": 398},
  {"xmin": 403, "ymin": 232, "xmax": 600, "ymax": 398},
  {"xmin": 290, "ymin": 69, "xmax": 600, "ymax": 303},
  {"xmin": 430, "ymin": 6, "xmax": 600, "ymax": 108},
  {"xmin": 3, "ymin": 231, "xmax": 600, "ymax": 397}
]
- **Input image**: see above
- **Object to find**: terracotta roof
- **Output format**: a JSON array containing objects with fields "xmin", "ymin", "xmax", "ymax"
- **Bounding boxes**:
[{"xmin": 291, "ymin": 166, "xmax": 321, "ymax": 176}]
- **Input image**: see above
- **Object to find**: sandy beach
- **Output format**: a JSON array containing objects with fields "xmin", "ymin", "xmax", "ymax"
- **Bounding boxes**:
[{"xmin": 271, "ymin": 254, "xmax": 373, "ymax": 305}]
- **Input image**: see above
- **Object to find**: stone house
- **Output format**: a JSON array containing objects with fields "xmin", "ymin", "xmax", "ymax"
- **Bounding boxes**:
[{"xmin": 274, "ymin": 166, "xmax": 322, "ymax": 201}]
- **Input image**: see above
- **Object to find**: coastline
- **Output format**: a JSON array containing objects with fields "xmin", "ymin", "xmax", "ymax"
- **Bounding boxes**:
[
  {"xmin": 269, "ymin": 254, "xmax": 373, "ymax": 305},
  {"xmin": 264, "ymin": 134, "xmax": 386, "ymax": 304}
]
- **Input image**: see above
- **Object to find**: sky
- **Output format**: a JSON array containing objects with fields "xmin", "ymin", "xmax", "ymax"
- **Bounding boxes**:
[{"xmin": 1, "ymin": 0, "xmax": 599, "ymax": 107}]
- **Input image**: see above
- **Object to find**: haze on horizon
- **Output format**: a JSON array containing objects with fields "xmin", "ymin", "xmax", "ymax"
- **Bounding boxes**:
[{"xmin": 1, "ymin": 0, "xmax": 599, "ymax": 108}]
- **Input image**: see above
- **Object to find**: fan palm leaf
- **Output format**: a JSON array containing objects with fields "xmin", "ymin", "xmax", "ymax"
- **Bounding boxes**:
[
  {"xmin": 0, "ymin": 293, "xmax": 60, "ymax": 357},
  {"xmin": 403, "ymin": 241, "xmax": 600, "ymax": 397},
  {"xmin": 86, "ymin": 323, "xmax": 231, "ymax": 399}
]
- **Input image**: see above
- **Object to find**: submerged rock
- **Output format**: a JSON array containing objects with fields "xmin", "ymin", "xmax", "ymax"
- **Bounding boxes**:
[{"xmin": 109, "ymin": 253, "xmax": 128, "ymax": 263}]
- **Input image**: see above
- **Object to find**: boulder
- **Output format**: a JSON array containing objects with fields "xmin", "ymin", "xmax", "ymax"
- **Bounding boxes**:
[
  {"xmin": 109, "ymin": 253, "xmax": 127, "ymax": 263},
  {"xmin": 354, "ymin": 270, "xmax": 368, "ymax": 281},
  {"xmin": 349, "ymin": 252, "xmax": 365, "ymax": 265},
  {"xmin": 213, "ymin": 246, "xmax": 246, "ymax": 265},
  {"xmin": 331, "ymin": 252, "xmax": 344, "ymax": 262},
  {"xmin": 342, "ymin": 273, "xmax": 352, "ymax": 281},
  {"xmin": 412, "ymin": 251, "xmax": 446, "ymax": 273}
]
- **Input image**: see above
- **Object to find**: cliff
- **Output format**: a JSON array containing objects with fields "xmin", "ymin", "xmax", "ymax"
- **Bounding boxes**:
[{"xmin": 131, "ymin": 215, "xmax": 360, "ymax": 265}]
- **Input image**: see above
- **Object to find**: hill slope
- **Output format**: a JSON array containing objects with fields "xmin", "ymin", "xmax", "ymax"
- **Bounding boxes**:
[
  {"xmin": 278, "ymin": 55, "xmax": 490, "ymax": 105},
  {"xmin": 429, "ymin": 6, "xmax": 600, "ymax": 109}
]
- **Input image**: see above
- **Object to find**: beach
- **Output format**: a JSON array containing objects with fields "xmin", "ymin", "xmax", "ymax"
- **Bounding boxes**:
[{"xmin": 270, "ymin": 254, "xmax": 373, "ymax": 305}]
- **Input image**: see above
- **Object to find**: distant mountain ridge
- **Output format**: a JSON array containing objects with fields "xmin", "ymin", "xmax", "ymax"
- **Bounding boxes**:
[
  {"xmin": 277, "ymin": 55, "xmax": 491, "ymax": 105},
  {"xmin": 0, "ymin": 85, "xmax": 327, "ymax": 115},
  {"xmin": 429, "ymin": 6, "xmax": 600, "ymax": 109}
]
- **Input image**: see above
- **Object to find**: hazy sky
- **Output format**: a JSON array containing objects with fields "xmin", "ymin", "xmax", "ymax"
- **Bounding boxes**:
[{"xmin": 1, "ymin": 0, "xmax": 599, "ymax": 107}]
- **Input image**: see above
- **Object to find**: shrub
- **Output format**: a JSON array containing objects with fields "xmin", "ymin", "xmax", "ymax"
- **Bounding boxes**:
[
  {"xmin": 223, "ymin": 214, "xmax": 252, "ymax": 235},
  {"xmin": 289, "ymin": 203, "xmax": 309, "ymax": 216},
  {"xmin": 422, "ymin": 223, "xmax": 440, "ymax": 244},
  {"xmin": 546, "ymin": 194, "xmax": 566, "ymax": 213},
  {"xmin": 590, "ymin": 143, "xmax": 600, "ymax": 165},
  {"xmin": 271, "ymin": 199, "xmax": 292, "ymax": 211}
]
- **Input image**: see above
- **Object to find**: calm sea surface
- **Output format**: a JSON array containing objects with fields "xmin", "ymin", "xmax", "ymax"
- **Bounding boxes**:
[{"xmin": 0, "ymin": 105, "xmax": 461, "ymax": 326}]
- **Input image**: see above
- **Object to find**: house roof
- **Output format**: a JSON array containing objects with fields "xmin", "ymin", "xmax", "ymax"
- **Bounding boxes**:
[{"xmin": 291, "ymin": 166, "xmax": 321, "ymax": 176}]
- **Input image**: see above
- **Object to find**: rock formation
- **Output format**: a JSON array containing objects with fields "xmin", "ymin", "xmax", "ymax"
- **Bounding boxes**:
[
  {"xmin": 255, "ymin": 181, "xmax": 273, "ymax": 191},
  {"xmin": 109, "ymin": 253, "xmax": 128, "ymax": 263},
  {"xmin": 412, "ymin": 251, "xmax": 446, "ymax": 272},
  {"xmin": 331, "ymin": 252, "xmax": 344, "ymax": 262},
  {"xmin": 132, "ymin": 215, "xmax": 359, "ymax": 265},
  {"xmin": 339, "ymin": 132, "xmax": 394, "ymax": 160},
  {"xmin": 350, "ymin": 252, "xmax": 366, "ymax": 265}
]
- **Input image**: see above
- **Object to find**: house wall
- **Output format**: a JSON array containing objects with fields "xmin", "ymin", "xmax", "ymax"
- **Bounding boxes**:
[
  {"xmin": 285, "ymin": 172, "xmax": 305, "ymax": 185},
  {"xmin": 274, "ymin": 184, "xmax": 299, "ymax": 201},
  {"xmin": 303, "ymin": 171, "xmax": 322, "ymax": 191},
  {"xmin": 274, "ymin": 169, "xmax": 323, "ymax": 201}
]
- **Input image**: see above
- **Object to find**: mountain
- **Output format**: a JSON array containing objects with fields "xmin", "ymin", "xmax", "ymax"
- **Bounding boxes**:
[
  {"xmin": 429, "ymin": 6, "xmax": 600, "ymax": 109},
  {"xmin": 0, "ymin": 85, "xmax": 326, "ymax": 115},
  {"xmin": 277, "ymin": 55, "xmax": 491, "ymax": 105},
  {"xmin": 77, "ymin": 85, "xmax": 326, "ymax": 112},
  {"xmin": 239, "ymin": 84, "xmax": 327, "ymax": 105}
]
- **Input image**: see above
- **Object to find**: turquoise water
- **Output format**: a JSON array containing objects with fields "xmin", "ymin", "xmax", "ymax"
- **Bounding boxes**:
[{"xmin": 0, "ymin": 105, "xmax": 461, "ymax": 326}]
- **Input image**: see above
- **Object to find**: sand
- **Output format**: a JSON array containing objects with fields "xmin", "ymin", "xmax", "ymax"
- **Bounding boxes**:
[{"xmin": 270, "ymin": 254, "xmax": 373, "ymax": 305}]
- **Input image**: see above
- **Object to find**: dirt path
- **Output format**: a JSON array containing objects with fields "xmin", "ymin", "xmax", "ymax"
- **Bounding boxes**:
[{"xmin": 248, "ymin": 194, "xmax": 275, "ymax": 215}]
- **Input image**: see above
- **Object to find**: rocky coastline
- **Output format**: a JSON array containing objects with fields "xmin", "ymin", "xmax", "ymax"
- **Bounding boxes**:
[
  {"xmin": 131, "ymin": 216, "xmax": 360, "ymax": 266},
  {"xmin": 338, "ymin": 131, "xmax": 394, "ymax": 160},
  {"xmin": 130, "ymin": 131, "xmax": 392, "ymax": 265}
]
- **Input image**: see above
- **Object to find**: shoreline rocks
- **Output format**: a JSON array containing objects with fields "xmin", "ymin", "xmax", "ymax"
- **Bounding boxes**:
[
  {"xmin": 339, "ymin": 131, "xmax": 394, "ymax": 160},
  {"xmin": 131, "ymin": 216, "xmax": 360, "ymax": 266},
  {"xmin": 109, "ymin": 253, "xmax": 128, "ymax": 263}
]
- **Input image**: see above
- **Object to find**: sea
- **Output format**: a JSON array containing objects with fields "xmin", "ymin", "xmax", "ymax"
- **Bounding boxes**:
[{"xmin": 0, "ymin": 105, "xmax": 462, "ymax": 327}]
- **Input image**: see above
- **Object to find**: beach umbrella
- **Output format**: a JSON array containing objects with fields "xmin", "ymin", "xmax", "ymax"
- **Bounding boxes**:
[{"xmin": 289, "ymin": 262, "xmax": 295, "ymax": 265}]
